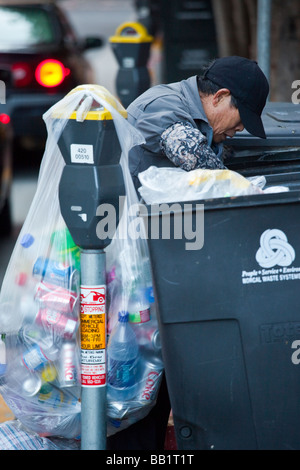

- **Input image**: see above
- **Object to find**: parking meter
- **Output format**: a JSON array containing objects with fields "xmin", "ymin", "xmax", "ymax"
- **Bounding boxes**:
[
  {"xmin": 58, "ymin": 95, "xmax": 126, "ymax": 249},
  {"xmin": 109, "ymin": 22, "xmax": 153, "ymax": 107},
  {"xmin": 57, "ymin": 85, "xmax": 126, "ymax": 450}
]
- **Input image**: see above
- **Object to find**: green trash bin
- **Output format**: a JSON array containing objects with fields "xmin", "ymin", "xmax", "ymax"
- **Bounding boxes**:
[{"xmin": 142, "ymin": 102, "xmax": 300, "ymax": 450}]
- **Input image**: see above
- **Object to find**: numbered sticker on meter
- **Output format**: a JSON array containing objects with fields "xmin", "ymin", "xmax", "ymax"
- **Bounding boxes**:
[{"xmin": 70, "ymin": 144, "xmax": 94, "ymax": 164}]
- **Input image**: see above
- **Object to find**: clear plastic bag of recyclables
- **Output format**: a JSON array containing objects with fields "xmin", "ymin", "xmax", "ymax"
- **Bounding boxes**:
[
  {"xmin": 0, "ymin": 84, "xmax": 163, "ymax": 439},
  {"xmin": 138, "ymin": 166, "xmax": 289, "ymax": 204}
]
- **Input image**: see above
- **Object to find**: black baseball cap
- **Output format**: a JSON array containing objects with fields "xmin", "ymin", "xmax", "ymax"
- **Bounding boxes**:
[{"xmin": 204, "ymin": 56, "xmax": 269, "ymax": 139}]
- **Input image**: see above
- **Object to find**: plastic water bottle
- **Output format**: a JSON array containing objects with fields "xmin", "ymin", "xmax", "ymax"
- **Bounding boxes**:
[
  {"xmin": 22, "ymin": 337, "xmax": 59, "ymax": 370},
  {"xmin": 107, "ymin": 310, "xmax": 139, "ymax": 402},
  {"xmin": 6, "ymin": 355, "xmax": 42, "ymax": 398},
  {"xmin": 17, "ymin": 233, "xmax": 38, "ymax": 285},
  {"xmin": 141, "ymin": 256, "xmax": 155, "ymax": 304},
  {"xmin": 128, "ymin": 281, "xmax": 151, "ymax": 324}
]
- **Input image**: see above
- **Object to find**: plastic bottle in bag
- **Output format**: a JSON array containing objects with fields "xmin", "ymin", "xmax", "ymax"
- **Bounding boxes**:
[
  {"xmin": 107, "ymin": 310, "xmax": 139, "ymax": 401},
  {"xmin": 15, "ymin": 233, "xmax": 46, "ymax": 292},
  {"xmin": 141, "ymin": 256, "xmax": 155, "ymax": 305},
  {"xmin": 6, "ymin": 338, "xmax": 59, "ymax": 397},
  {"xmin": 128, "ymin": 278, "xmax": 151, "ymax": 324},
  {"xmin": 50, "ymin": 228, "xmax": 81, "ymax": 271},
  {"xmin": 24, "ymin": 305, "xmax": 79, "ymax": 341},
  {"xmin": 6, "ymin": 357, "xmax": 42, "ymax": 398},
  {"xmin": 32, "ymin": 257, "xmax": 77, "ymax": 290},
  {"xmin": 16, "ymin": 233, "xmax": 40, "ymax": 286}
]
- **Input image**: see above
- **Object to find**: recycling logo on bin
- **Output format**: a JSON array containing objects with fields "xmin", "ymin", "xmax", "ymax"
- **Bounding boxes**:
[
  {"xmin": 256, "ymin": 229, "xmax": 295, "ymax": 268},
  {"xmin": 241, "ymin": 229, "xmax": 300, "ymax": 284}
]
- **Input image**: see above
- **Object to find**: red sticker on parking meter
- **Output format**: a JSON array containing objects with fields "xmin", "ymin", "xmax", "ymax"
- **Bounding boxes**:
[{"xmin": 80, "ymin": 285, "xmax": 106, "ymax": 387}]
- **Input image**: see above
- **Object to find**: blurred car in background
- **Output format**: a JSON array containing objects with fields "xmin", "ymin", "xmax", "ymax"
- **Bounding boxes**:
[
  {"xmin": 0, "ymin": 1, "xmax": 103, "ymax": 155},
  {"xmin": 0, "ymin": 77, "xmax": 13, "ymax": 237}
]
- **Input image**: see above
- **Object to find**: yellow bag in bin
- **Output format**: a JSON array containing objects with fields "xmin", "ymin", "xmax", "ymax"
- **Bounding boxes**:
[{"xmin": 188, "ymin": 168, "xmax": 264, "ymax": 197}]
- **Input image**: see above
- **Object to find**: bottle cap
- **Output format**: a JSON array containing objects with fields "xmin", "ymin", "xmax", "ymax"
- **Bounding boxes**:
[
  {"xmin": 41, "ymin": 365, "xmax": 57, "ymax": 383},
  {"xmin": 39, "ymin": 382, "xmax": 53, "ymax": 395},
  {"xmin": 118, "ymin": 311, "xmax": 129, "ymax": 322},
  {"xmin": 146, "ymin": 286, "xmax": 155, "ymax": 303},
  {"xmin": 32, "ymin": 257, "xmax": 46, "ymax": 277},
  {"xmin": 20, "ymin": 233, "xmax": 35, "ymax": 248}
]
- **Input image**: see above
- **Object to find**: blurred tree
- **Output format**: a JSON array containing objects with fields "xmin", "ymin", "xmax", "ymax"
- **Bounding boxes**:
[{"xmin": 211, "ymin": 0, "xmax": 300, "ymax": 101}]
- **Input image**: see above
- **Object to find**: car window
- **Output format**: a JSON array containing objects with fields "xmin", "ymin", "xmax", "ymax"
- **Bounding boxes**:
[{"xmin": 0, "ymin": 7, "xmax": 55, "ymax": 49}]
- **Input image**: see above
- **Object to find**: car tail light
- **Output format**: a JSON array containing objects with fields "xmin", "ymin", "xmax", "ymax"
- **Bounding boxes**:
[
  {"xmin": 12, "ymin": 63, "xmax": 33, "ymax": 87},
  {"xmin": 0, "ymin": 114, "xmax": 10, "ymax": 124},
  {"xmin": 35, "ymin": 59, "xmax": 70, "ymax": 88}
]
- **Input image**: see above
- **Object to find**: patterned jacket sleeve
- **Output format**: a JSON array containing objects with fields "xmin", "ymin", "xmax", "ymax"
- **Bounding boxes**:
[{"xmin": 159, "ymin": 121, "xmax": 226, "ymax": 171}]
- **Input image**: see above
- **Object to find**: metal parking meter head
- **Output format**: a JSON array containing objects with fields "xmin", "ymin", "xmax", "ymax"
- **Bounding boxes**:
[
  {"xmin": 57, "ymin": 85, "xmax": 126, "ymax": 250},
  {"xmin": 109, "ymin": 22, "xmax": 153, "ymax": 107}
]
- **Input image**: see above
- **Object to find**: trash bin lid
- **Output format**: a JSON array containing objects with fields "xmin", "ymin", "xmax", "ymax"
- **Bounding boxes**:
[{"xmin": 231, "ymin": 102, "xmax": 300, "ymax": 147}]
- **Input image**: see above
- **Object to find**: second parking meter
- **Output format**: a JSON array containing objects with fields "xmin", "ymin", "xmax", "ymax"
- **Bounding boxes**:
[
  {"xmin": 57, "ymin": 85, "xmax": 126, "ymax": 450},
  {"xmin": 109, "ymin": 22, "xmax": 153, "ymax": 107}
]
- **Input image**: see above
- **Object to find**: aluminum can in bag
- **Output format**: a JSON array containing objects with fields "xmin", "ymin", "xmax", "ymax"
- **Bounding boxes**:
[
  {"xmin": 35, "ymin": 308, "xmax": 78, "ymax": 339},
  {"xmin": 132, "ymin": 323, "xmax": 161, "ymax": 351},
  {"xmin": 137, "ymin": 351, "xmax": 163, "ymax": 403},
  {"xmin": 35, "ymin": 281, "xmax": 78, "ymax": 314}
]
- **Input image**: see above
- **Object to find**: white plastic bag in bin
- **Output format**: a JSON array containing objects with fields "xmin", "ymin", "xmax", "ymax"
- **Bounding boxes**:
[
  {"xmin": 138, "ymin": 166, "xmax": 265, "ymax": 204},
  {"xmin": 138, "ymin": 166, "xmax": 290, "ymax": 204},
  {"xmin": 0, "ymin": 84, "xmax": 164, "ymax": 439}
]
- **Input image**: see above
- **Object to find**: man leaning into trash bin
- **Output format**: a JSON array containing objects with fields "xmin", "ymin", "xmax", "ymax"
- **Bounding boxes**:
[
  {"xmin": 108, "ymin": 55, "xmax": 269, "ymax": 451},
  {"xmin": 127, "ymin": 55, "xmax": 269, "ymax": 192}
]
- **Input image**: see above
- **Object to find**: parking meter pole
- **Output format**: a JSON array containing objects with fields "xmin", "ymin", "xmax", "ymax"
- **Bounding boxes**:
[
  {"xmin": 109, "ymin": 22, "xmax": 153, "ymax": 108},
  {"xmin": 80, "ymin": 249, "xmax": 107, "ymax": 450}
]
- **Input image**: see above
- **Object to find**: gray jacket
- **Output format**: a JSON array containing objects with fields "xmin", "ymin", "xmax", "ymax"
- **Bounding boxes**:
[{"xmin": 127, "ymin": 76, "xmax": 223, "ymax": 190}]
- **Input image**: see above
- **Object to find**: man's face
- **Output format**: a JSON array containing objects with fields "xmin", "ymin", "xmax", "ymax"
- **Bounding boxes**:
[{"xmin": 207, "ymin": 90, "xmax": 244, "ymax": 143}]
